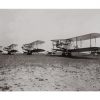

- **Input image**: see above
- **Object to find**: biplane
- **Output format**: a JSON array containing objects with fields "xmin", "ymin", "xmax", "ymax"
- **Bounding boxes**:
[
  {"xmin": 3, "ymin": 44, "xmax": 18, "ymax": 55},
  {"xmin": 51, "ymin": 33, "xmax": 100, "ymax": 56},
  {"xmin": 22, "ymin": 40, "xmax": 45, "ymax": 55}
]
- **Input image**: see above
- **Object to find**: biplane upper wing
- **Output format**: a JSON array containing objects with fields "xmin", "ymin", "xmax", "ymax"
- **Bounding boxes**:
[
  {"xmin": 33, "ymin": 40, "xmax": 45, "ymax": 45},
  {"xmin": 22, "ymin": 40, "xmax": 45, "ymax": 50},
  {"xmin": 51, "ymin": 33, "xmax": 100, "ymax": 42},
  {"xmin": 4, "ymin": 44, "xmax": 18, "ymax": 51}
]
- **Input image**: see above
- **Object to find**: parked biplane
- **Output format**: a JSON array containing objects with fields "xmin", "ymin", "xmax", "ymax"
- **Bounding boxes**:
[
  {"xmin": 3, "ymin": 44, "xmax": 18, "ymax": 55},
  {"xmin": 51, "ymin": 33, "xmax": 100, "ymax": 56},
  {"xmin": 22, "ymin": 40, "xmax": 45, "ymax": 55}
]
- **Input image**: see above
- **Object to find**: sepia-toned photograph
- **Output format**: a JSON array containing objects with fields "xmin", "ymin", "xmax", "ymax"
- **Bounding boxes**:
[{"xmin": 1, "ymin": 9, "xmax": 100, "ymax": 91}]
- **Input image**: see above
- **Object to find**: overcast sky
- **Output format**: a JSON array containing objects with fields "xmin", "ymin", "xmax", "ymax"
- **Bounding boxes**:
[{"xmin": 0, "ymin": 9, "xmax": 100, "ymax": 51}]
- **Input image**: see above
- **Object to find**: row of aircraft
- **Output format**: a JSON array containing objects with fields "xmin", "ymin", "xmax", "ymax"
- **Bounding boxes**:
[
  {"xmin": 0, "ymin": 40, "xmax": 45, "ymax": 55},
  {"xmin": 0, "ymin": 33, "xmax": 100, "ymax": 56}
]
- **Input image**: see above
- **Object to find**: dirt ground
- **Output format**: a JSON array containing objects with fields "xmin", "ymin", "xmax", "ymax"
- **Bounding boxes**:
[{"xmin": 0, "ymin": 54, "xmax": 100, "ymax": 91}]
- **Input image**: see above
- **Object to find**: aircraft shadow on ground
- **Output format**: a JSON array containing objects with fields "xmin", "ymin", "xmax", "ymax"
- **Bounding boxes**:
[
  {"xmin": 67, "ymin": 56, "xmax": 97, "ymax": 59},
  {"xmin": 48, "ymin": 55, "xmax": 98, "ymax": 60}
]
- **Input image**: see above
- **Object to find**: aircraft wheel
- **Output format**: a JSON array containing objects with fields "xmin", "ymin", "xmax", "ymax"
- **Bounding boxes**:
[
  {"xmin": 8, "ymin": 52, "xmax": 11, "ymax": 55},
  {"xmin": 67, "ymin": 52, "xmax": 72, "ymax": 57},
  {"xmin": 27, "ymin": 51, "xmax": 32, "ymax": 55},
  {"xmin": 62, "ymin": 52, "xmax": 67, "ymax": 57},
  {"xmin": 27, "ymin": 53, "xmax": 32, "ymax": 55}
]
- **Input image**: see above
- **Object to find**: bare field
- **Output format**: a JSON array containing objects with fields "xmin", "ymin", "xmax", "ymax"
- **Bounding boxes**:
[{"xmin": 0, "ymin": 54, "xmax": 100, "ymax": 91}]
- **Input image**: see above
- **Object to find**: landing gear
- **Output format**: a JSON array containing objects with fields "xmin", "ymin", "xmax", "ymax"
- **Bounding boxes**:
[
  {"xmin": 91, "ymin": 51, "xmax": 98, "ymax": 56},
  {"xmin": 67, "ymin": 52, "xmax": 72, "ymax": 57},
  {"xmin": 27, "ymin": 51, "xmax": 32, "ymax": 55},
  {"xmin": 62, "ymin": 51, "xmax": 72, "ymax": 57},
  {"xmin": 8, "ymin": 52, "xmax": 11, "ymax": 55},
  {"xmin": 62, "ymin": 52, "xmax": 66, "ymax": 57}
]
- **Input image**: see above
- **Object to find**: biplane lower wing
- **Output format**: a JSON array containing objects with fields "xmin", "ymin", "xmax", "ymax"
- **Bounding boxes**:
[
  {"xmin": 8, "ymin": 50, "xmax": 18, "ymax": 55},
  {"xmin": 53, "ymin": 47, "xmax": 100, "ymax": 53},
  {"xmin": 69, "ymin": 47, "xmax": 100, "ymax": 52},
  {"xmin": 23, "ymin": 49, "xmax": 45, "ymax": 55},
  {"xmin": 10, "ymin": 50, "xmax": 18, "ymax": 53},
  {"xmin": 32, "ymin": 49, "xmax": 45, "ymax": 52}
]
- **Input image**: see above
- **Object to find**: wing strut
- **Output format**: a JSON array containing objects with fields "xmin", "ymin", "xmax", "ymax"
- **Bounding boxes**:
[
  {"xmin": 80, "ymin": 40, "xmax": 82, "ymax": 48},
  {"xmin": 90, "ymin": 34, "xmax": 92, "ymax": 47},
  {"xmin": 52, "ymin": 41, "xmax": 54, "ymax": 49},
  {"xmin": 76, "ymin": 37, "xmax": 78, "ymax": 48},
  {"xmin": 95, "ymin": 37, "xmax": 96, "ymax": 47}
]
